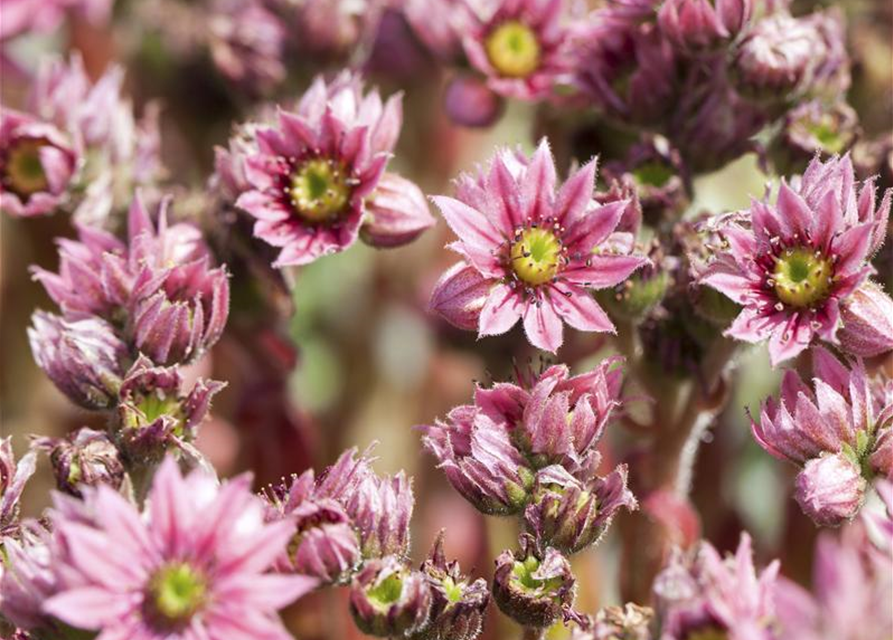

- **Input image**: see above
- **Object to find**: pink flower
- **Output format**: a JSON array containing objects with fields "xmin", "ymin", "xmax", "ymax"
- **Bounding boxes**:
[
  {"xmin": 0, "ymin": 438, "xmax": 37, "ymax": 538},
  {"xmin": 837, "ymin": 280, "xmax": 893, "ymax": 358},
  {"xmin": 430, "ymin": 140, "xmax": 647, "ymax": 352},
  {"xmin": 462, "ymin": 0, "xmax": 571, "ymax": 101},
  {"xmin": 234, "ymin": 72, "xmax": 410, "ymax": 266},
  {"xmin": 42, "ymin": 457, "xmax": 318, "ymax": 639},
  {"xmin": 654, "ymin": 532, "xmax": 781, "ymax": 640},
  {"xmin": 0, "ymin": 109, "xmax": 79, "ymax": 218},
  {"xmin": 658, "ymin": 0, "xmax": 752, "ymax": 50},
  {"xmin": 208, "ymin": 0, "xmax": 286, "ymax": 93},
  {"xmin": 700, "ymin": 155, "xmax": 891, "ymax": 365}
]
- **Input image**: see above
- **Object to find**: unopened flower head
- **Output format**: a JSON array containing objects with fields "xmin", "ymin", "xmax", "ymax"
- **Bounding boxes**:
[
  {"xmin": 208, "ymin": 0, "xmax": 286, "ymax": 92},
  {"xmin": 658, "ymin": 0, "xmax": 753, "ymax": 50},
  {"xmin": 349, "ymin": 556, "xmax": 432, "ymax": 637},
  {"xmin": 0, "ymin": 438, "xmax": 38, "ymax": 538},
  {"xmin": 837, "ymin": 280, "xmax": 893, "ymax": 358},
  {"xmin": 411, "ymin": 532, "xmax": 489, "ymax": 640},
  {"xmin": 234, "ymin": 72, "xmax": 417, "ymax": 266},
  {"xmin": 570, "ymin": 603, "xmax": 654, "ymax": 640},
  {"xmin": 32, "ymin": 427, "xmax": 124, "ymax": 496},
  {"xmin": 0, "ymin": 109, "xmax": 78, "ymax": 218},
  {"xmin": 41, "ymin": 457, "xmax": 319, "ymax": 639},
  {"xmin": 462, "ymin": 0, "xmax": 571, "ymax": 101},
  {"xmin": 492, "ymin": 534, "xmax": 576, "ymax": 628},
  {"xmin": 430, "ymin": 140, "xmax": 648, "ymax": 352},
  {"xmin": 700, "ymin": 155, "xmax": 891, "ymax": 365},
  {"xmin": 770, "ymin": 100, "xmax": 860, "ymax": 176},
  {"xmin": 0, "ymin": 522, "xmax": 57, "ymax": 631}
]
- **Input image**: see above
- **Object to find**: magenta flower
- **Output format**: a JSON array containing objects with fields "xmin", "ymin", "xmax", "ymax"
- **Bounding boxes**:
[
  {"xmin": 0, "ymin": 110, "xmax": 78, "ymax": 218},
  {"xmin": 234, "ymin": 72, "xmax": 418, "ymax": 267},
  {"xmin": 33, "ymin": 195, "xmax": 230, "ymax": 365},
  {"xmin": 208, "ymin": 0, "xmax": 286, "ymax": 92},
  {"xmin": 751, "ymin": 347, "xmax": 891, "ymax": 524},
  {"xmin": 0, "ymin": 438, "xmax": 37, "ymax": 539},
  {"xmin": 654, "ymin": 532, "xmax": 781, "ymax": 640},
  {"xmin": 700, "ymin": 155, "xmax": 891, "ymax": 365},
  {"xmin": 462, "ymin": 0, "xmax": 570, "ymax": 101},
  {"xmin": 42, "ymin": 457, "xmax": 318, "ymax": 639},
  {"xmin": 430, "ymin": 140, "xmax": 647, "ymax": 352}
]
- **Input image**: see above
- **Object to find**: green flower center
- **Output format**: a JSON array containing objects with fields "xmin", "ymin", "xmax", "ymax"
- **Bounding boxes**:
[
  {"xmin": 510, "ymin": 228, "xmax": 563, "ymax": 286},
  {"xmin": 632, "ymin": 161, "xmax": 674, "ymax": 188},
  {"xmin": 772, "ymin": 247, "xmax": 833, "ymax": 308},
  {"xmin": 805, "ymin": 116, "xmax": 849, "ymax": 154},
  {"xmin": 510, "ymin": 556, "xmax": 563, "ymax": 600},
  {"xmin": 146, "ymin": 563, "xmax": 207, "ymax": 629},
  {"xmin": 366, "ymin": 572, "xmax": 405, "ymax": 610},
  {"xmin": 126, "ymin": 393, "xmax": 185, "ymax": 435},
  {"xmin": 485, "ymin": 20, "xmax": 541, "ymax": 78},
  {"xmin": 289, "ymin": 158, "xmax": 350, "ymax": 223},
  {"xmin": 5, "ymin": 139, "xmax": 50, "ymax": 198},
  {"xmin": 441, "ymin": 576, "xmax": 465, "ymax": 604}
]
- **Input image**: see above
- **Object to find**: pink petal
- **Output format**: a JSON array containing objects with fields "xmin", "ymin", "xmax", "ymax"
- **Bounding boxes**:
[
  {"xmin": 479, "ymin": 284, "xmax": 523, "ymax": 336},
  {"xmin": 431, "ymin": 196, "xmax": 504, "ymax": 252},
  {"xmin": 563, "ymin": 254, "xmax": 648, "ymax": 289},
  {"xmin": 550, "ymin": 282, "xmax": 615, "ymax": 333},
  {"xmin": 520, "ymin": 139, "xmax": 557, "ymax": 223},
  {"xmin": 43, "ymin": 587, "xmax": 135, "ymax": 630},
  {"xmin": 523, "ymin": 299, "xmax": 563, "ymax": 352},
  {"xmin": 555, "ymin": 159, "xmax": 597, "ymax": 228}
]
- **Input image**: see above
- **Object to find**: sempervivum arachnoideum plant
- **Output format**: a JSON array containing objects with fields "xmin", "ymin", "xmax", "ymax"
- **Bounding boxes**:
[{"xmin": 699, "ymin": 154, "xmax": 891, "ymax": 365}]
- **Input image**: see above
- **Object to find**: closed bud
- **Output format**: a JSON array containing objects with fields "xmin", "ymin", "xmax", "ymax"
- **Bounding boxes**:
[
  {"xmin": 525, "ymin": 465, "xmax": 637, "ymax": 555},
  {"xmin": 361, "ymin": 173, "xmax": 436, "ymax": 248},
  {"xmin": 658, "ymin": 0, "xmax": 751, "ymax": 51},
  {"xmin": 0, "ymin": 438, "xmax": 37, "ymax": 535},
  {"xmin": 32, "ymin": 428, "xmax": 124, "ymax": 496},
  {"xmin": 283, "ymin": 499, "xmax": 361, "ymax": 584},
  {"xmin": 838, "ymin": 281, "xmax": 893, "ymax": 358},
  {"xmin": 28, "ymin": 312, "xmax": 127, "ymax": 410},
  {"xmin": 599, "ymin": 242, "xmax": 671, "ymax": 321},
  {"xmin": 428, "ymin": 263, "xmax": 491, "ymax": 331},
  {"xmin": 795, "ymin": 452, "xmax": 867, "ymax": 527},
  {"xmin": 769, "ymin": 100, "xmax": 859, "ymax": 176},
  {"xmin": 492, "ymin": 535, "xmax": 576, "ymax": 629},
  {"xmin": 443, "ymin": 75, "xmax": 505, "ymax": 128},
  {"xmin": 412, "ymin": 532, "xmax": 489, "ymax": 640},
  {"xmin": 350, "ymin": 556, "xmax": 432, "ymax": 637}
]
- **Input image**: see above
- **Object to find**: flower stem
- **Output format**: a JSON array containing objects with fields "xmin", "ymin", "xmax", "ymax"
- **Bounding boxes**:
[{"xmin": 521, "ymin": 627, "xmax": 545, "ymax": 640}]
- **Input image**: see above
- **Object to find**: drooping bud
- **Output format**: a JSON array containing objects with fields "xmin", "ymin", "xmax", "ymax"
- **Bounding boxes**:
[
  {"xmin": 525, "ymin": 465, "xmax": 637, "ymax": 555},
  {"xmin": 349, "ymin": 556, "xmax": 433, "ymax": 637},
  {"xmin": 411, "ymin": 532, "xmax": 490, "ymax": 640},
  {"xmin": 32, "ymin": 428, "xmax": 124, "ymax": 496},
  {"xmin": 443, "ymin": 75, "xmax": 505, "ymax": 128},
  {"xmin": 795, "ymin": 452, "xmax": 868, "ymax": 527},
  {"xmin": 838, "ymin": 281, "xmax": 893, "ymax": 358},
  {"xmin": 27, "ymin": 312, "xmax": 128, "ymax": 410},
  {"xmin": 116, "ymin": 355, "xmax": 226, "ymax": 464},
  {"xmin": 492, "ymin": 535, "xmax": 576, "ymax": 629},
  {"xmin": 428, "ymin": 263, "xmax": 491, "ymax": 331},
  {"xmin": 361, "ymin": 173, "xmax": 437, "ymax": 249}
]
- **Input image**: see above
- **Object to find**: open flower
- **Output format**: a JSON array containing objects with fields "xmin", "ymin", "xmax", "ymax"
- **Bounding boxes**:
[
  {"xmin": 654, "ymin": 532, "xmax": 781, "ymax": 640},
  {"xmin": 430, "ymin": 140, "xmax": 647, "ymax": 352},
  {"xmin": 41, "ymin": 457, "xmax": 318, "ymax": 639},
  {"xmin": 233, "ymin": 72, "xmax": 429, "ymax": 266},
  {"xmin": 700, "ymin": 155, "xmax": 891, "ymax": 365},
  {"xmin": 751, "ymin": 347, "xmax": 891, "ymax": 525},
  {"xmin": 0, "ymin": 110, "xmax": 78, "ymax": 218},
  {"xmin": 462, "ymin": 0, "xmax": 570, "ymax": 101}
]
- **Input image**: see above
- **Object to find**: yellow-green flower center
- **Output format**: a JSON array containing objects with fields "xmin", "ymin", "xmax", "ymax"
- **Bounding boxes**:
[
  {"xmin": 289, "ymin": 158, "xmax": 350, "ymax": 223},
  {"xmin": 510, "ymin": 228, "xmax": 563, "ymax": 286},
  {"xmin": 366, "ymin": 572, "xmax": 405, "ymax": 610},
  {"xmin": 510, "ymin": 556, "xmax": 563, "ymax": 600},
  {"xmin": 146, "ymin": 563, "xmax": 207, "ymax": 629},
  {"xmin": 485, "ymin": 20, "xmax": 541, "ymax": 78},
  {"xmin": 772, "ymin": 247, "xmax": 833, "ymax": 308},
  {"xmin": 6, "ymin": 139, "xmax": 50, "ymax": 198}
]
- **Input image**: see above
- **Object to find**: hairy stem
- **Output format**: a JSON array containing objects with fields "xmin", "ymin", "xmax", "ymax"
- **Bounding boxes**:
[{"xmin": 521, "ymin": 627, "xmax": 546, "ymax": 640}]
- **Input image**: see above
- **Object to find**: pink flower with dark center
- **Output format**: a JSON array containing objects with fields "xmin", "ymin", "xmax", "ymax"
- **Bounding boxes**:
[
  {"xmin": 700, "ymin": 155, "xmax": 891, "ymax": 365},
  {"xmin": 430, "ymin": 139, "xmax": 647, "ymax": 352},
  {"xmin": 234, "ymin": 72, "xmax": 407, "ymax": 267},
  {"xmin": 462, "ymin": 0, "xmax": 571, "ymax": 101},
  {"xmin": 42, "ymin": 457, "xmax": 318, "ymax": 639},
  {"xmin": 0, "ymin": 110, "xmax": 78, "ymax": 218}
]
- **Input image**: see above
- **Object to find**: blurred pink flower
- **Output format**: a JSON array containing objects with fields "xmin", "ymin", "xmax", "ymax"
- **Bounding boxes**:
[
  {"xmin": 0, "ymin": 438, "xmax": 37, "ymax": 539},
  {"xmin": 430, "ymin": 139, "xmax": 647, "ymax": 352},
  {"xmin": 700, "ymin": 155, "xmax": 890, "ymax": 365},
  {"xmin": 42, "ymin": 457, "xmax": 318, "ymax": 639}
]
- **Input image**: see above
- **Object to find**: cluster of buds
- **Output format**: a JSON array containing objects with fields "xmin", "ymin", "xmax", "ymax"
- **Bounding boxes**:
[
  {"xmin": 751, "ymin": 347, "xmax": 891, "ymax": 526},
  {"xmin": 423, "ymin": 358, "xmax": 637, "ymax": 629},
  {"xmin": 1, "ymin": 54, "xmax": 161, "ymax": 225}
]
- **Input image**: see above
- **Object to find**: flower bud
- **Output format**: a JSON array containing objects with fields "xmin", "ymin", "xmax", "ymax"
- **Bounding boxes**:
[
  {"xmin": 572, "ymin": 603, "xmax": 654, "ymax": 640},
  {"xmin": 284, "ymin": 499, "xmax": 361, "ymax": 584},
  {"xmin": 32, "ymin": 428, "xmax": 124, "ymax": 496},
  {"xmin": 0, "ymin": 438, "xmax": 37, "ymax": 535},
  {"xmin": 344, "ymin": 469, "xmax": 414, "ymax": 560},
  {"xmin": 492, "ymin": 535, "xmax": 576, "ymax": 629},
  {"xmin": 599, "ymin": 243, "xmax": 671, "ymax": 321},
  {"xmin": 658, "ymin": 0, "xmax": 750, "ymax": 51},
  {"xmin": 27, "ymin": 312, "xmax": 127, "ymax": 410},
  {"xmin": 795, "ymin": 452, "xmax": 868, "ymax": 527},
  {"xmin": 361, "ymin": 173, "xmax": 436, "ymax": 249},
  {"xmin": 769, "ymin": 100, "xmax": 859, "ymax": 176},
  {"xmin": 412, "ymin": 532, "xmax": 489, "ymax": 640},
  {"xmin": 838, "ymin": 281, "xmax": 893, "ymax": 358},
  {"xmin": 443, "ymin": 75, "xmax": 505, "ymax": 128},
  {"xmin": 428, "ymin": 263, "xmax": 491, "ymax": 331},
  {"xmin": 350, "ymin": 556, "xmax": 432, "ymax": 637},
  {"xmin": 116, "ymin": 356, "xmax": 226, "ymax": 463},
  {"xmin": 525, "ymin": 465, "xmax": 637, "ymax": 555},
  {"xmin": 208, "ymin": 0, "xmax": 286, "ymax": 93}
]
